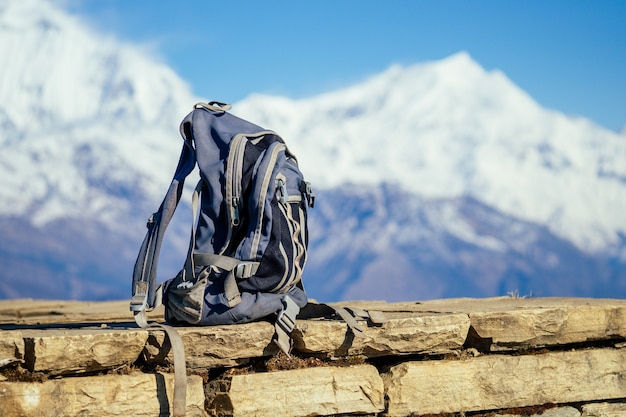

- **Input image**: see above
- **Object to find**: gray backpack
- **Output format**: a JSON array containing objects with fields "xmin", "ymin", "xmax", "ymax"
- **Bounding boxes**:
[
  {"xmin": 131, "ymin": 101, "xmax": 314, "ymax": 353},
  {"xmin": 130, "ymin": 102, "xmax": 368, "ymax": 416}
]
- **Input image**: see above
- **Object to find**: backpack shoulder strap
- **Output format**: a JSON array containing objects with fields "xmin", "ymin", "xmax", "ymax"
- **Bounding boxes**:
[
  {"xmin": 129, "ymin": 142, "xmax": 195, "ymax": 417},
  {"xmin": 130, "ymin": 113, "xmax": 197, "ymax": 317}
]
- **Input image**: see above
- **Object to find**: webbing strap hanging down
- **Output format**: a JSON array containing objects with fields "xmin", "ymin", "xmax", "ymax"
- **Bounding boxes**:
[
  {"xmin": 134, "ymin": 307, "xmax": 188, "ymax": 417},
  {"xmin": 130, "ymin": 124, "xmax": 197, "ymax": 417}
]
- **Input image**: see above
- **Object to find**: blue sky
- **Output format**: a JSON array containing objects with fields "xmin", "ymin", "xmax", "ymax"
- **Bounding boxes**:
[{"xmin": 67, "ymin": 1, "xmax": 626, "ymax": 132}]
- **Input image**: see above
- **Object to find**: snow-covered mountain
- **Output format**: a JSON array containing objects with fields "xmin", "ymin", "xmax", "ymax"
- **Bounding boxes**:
[
  {"xmin": 0, "ymin": 0, "xmax": 196, "ymax": 226},
  {"xmin": 1, "ymin": 0, "xmax": 624, "ymax": 301},
  {"xmin": 0, "ymin": 0, "xmax": 198, "ymax": 299},
  {"xmin": 233, "ymin": 54, "xmax": 626, "ymax": 256}
]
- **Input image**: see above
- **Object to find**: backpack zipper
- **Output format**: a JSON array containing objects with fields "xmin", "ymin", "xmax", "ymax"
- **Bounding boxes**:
[
  {"xmin": 249, "ymin": 141, "xmax": 287, "ymax": 259},
  {"xmin": 222, "ymin": 133, "xmax": 247, "ymax": 254},
  {"xmin": 223, "ymin": 131, "xmax": 279, "ymax": 256}
]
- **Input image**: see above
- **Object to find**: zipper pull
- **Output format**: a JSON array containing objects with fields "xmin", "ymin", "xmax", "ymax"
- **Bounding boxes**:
[
  {"xmin": 277, "ymin": 178, "xmax": 288, "ymax": 205},
  {"xmin": 232, "ymin": 197, "xmax": 240, "ymax": 226}
]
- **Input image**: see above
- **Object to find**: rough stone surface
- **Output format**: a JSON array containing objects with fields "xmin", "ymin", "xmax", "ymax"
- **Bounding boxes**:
[
  {"xmin": 143, "ymin": 322, "xmax": 277, "ymax": 368},
  {"xmin": 0, "ymin": 330, "xmax": 23, "ymax": 368},
  {"xmin": 0, "ymin": 372, "xmax": 206, "ymax": 417},
  {"xmin": 294, "ymin": 313, "xmax": 470, "ymax": 357},
  {"xmin": 21, "ymin": 328, "xmax": 148, "ymax": 373},
  {"xmin": 208, "ymin": 364, "xmax": 384, "ymax": 417},
  {"xmin": 383, "ymin": 348, "xmax": 626, "ymax": 416},
  {"xmin": 469, "ymin": 304, "xmax": 626, "ymax": 350},
  {"xmin": 582, "ymin": 402, "xmax": 626, "ymax": 417}
]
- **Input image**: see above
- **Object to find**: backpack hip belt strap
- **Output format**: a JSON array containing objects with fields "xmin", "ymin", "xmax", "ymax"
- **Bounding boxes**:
[{"xmin": 191, "ymin": 253, "xmax": 260, "ymax": 307}]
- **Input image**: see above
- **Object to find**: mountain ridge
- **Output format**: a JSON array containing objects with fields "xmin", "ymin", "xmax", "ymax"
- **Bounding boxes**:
[
  {"xmin": 306, "ymin": 185, "xmax": 624, "ymax": 301},
  {"xmin": 233, "ymin": 53, "xmax": 626, "ymax": 255}
]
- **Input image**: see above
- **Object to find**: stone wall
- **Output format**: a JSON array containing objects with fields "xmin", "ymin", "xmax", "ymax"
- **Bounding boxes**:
[{"xmin": 1, "ymin": 297, "xmax": 625, "ymax": 416}]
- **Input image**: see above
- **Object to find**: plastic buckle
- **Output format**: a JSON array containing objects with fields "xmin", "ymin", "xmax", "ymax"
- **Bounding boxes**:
[
  {"xmin": 146, "ymin": 212, "xmax": 159, "ymax": 229},
  {"xmin": 276, "ymin": 296, "xmax": 299, "ymax": 334},
  {"xmin": 130, "ymin": 281, "xmax": 149, "ymax": 312},
  {"xmin": 234, "ymin": 262, "xmax": 257, "ymax": 279},
  {"xmin": 277, "ymin": 178, "xmax": 288, "ymax": 205}
]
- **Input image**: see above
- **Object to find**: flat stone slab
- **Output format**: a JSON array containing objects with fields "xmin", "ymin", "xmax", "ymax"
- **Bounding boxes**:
[
  {"xmin": 294, "ymin": 312, "xmax": 470, "ymax": 357},
  {"xmin": 465, "ymin": 300, "xmax": 626, "ymax": 350},
  {"xmin": 581, "ymin": 402, "xmax": 626, "ymax": 417},
  {"xmin": 344, "ymin": 297, "xmax": 626, "ymax": 350},
  {"xmin": 208, "ymin": 364, "xmax": 384, "ymax": 417},
  {"xmin": 144, "ymin": 322, "xmax": 277, "ymax": 369},
  {"xmin": 383, "ymin": 347, "xmax": 626, "ymax": 416},
  {"xmin": 0, "ymin": 372, "xmax": 205, "ymax": 417},
  {"xmin": 0, "ymin": 330, "xmax": 23, "ymax": 368},
  {"xmin": 20, "ymin": 327, "xmax": 149, "ymax": 374}
]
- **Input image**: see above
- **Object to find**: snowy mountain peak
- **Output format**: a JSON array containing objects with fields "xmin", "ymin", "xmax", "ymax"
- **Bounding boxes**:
[
  {"xmin": 0, "ymin": 0, "xmax": 193, "ymax": 135},
  {"xmin": 0, "ymin": 0, "xmax": 197, "ymax": 226},
  {"xmin": 233, "ymin": 54, "xmax": 626, "ymax": 255}
]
